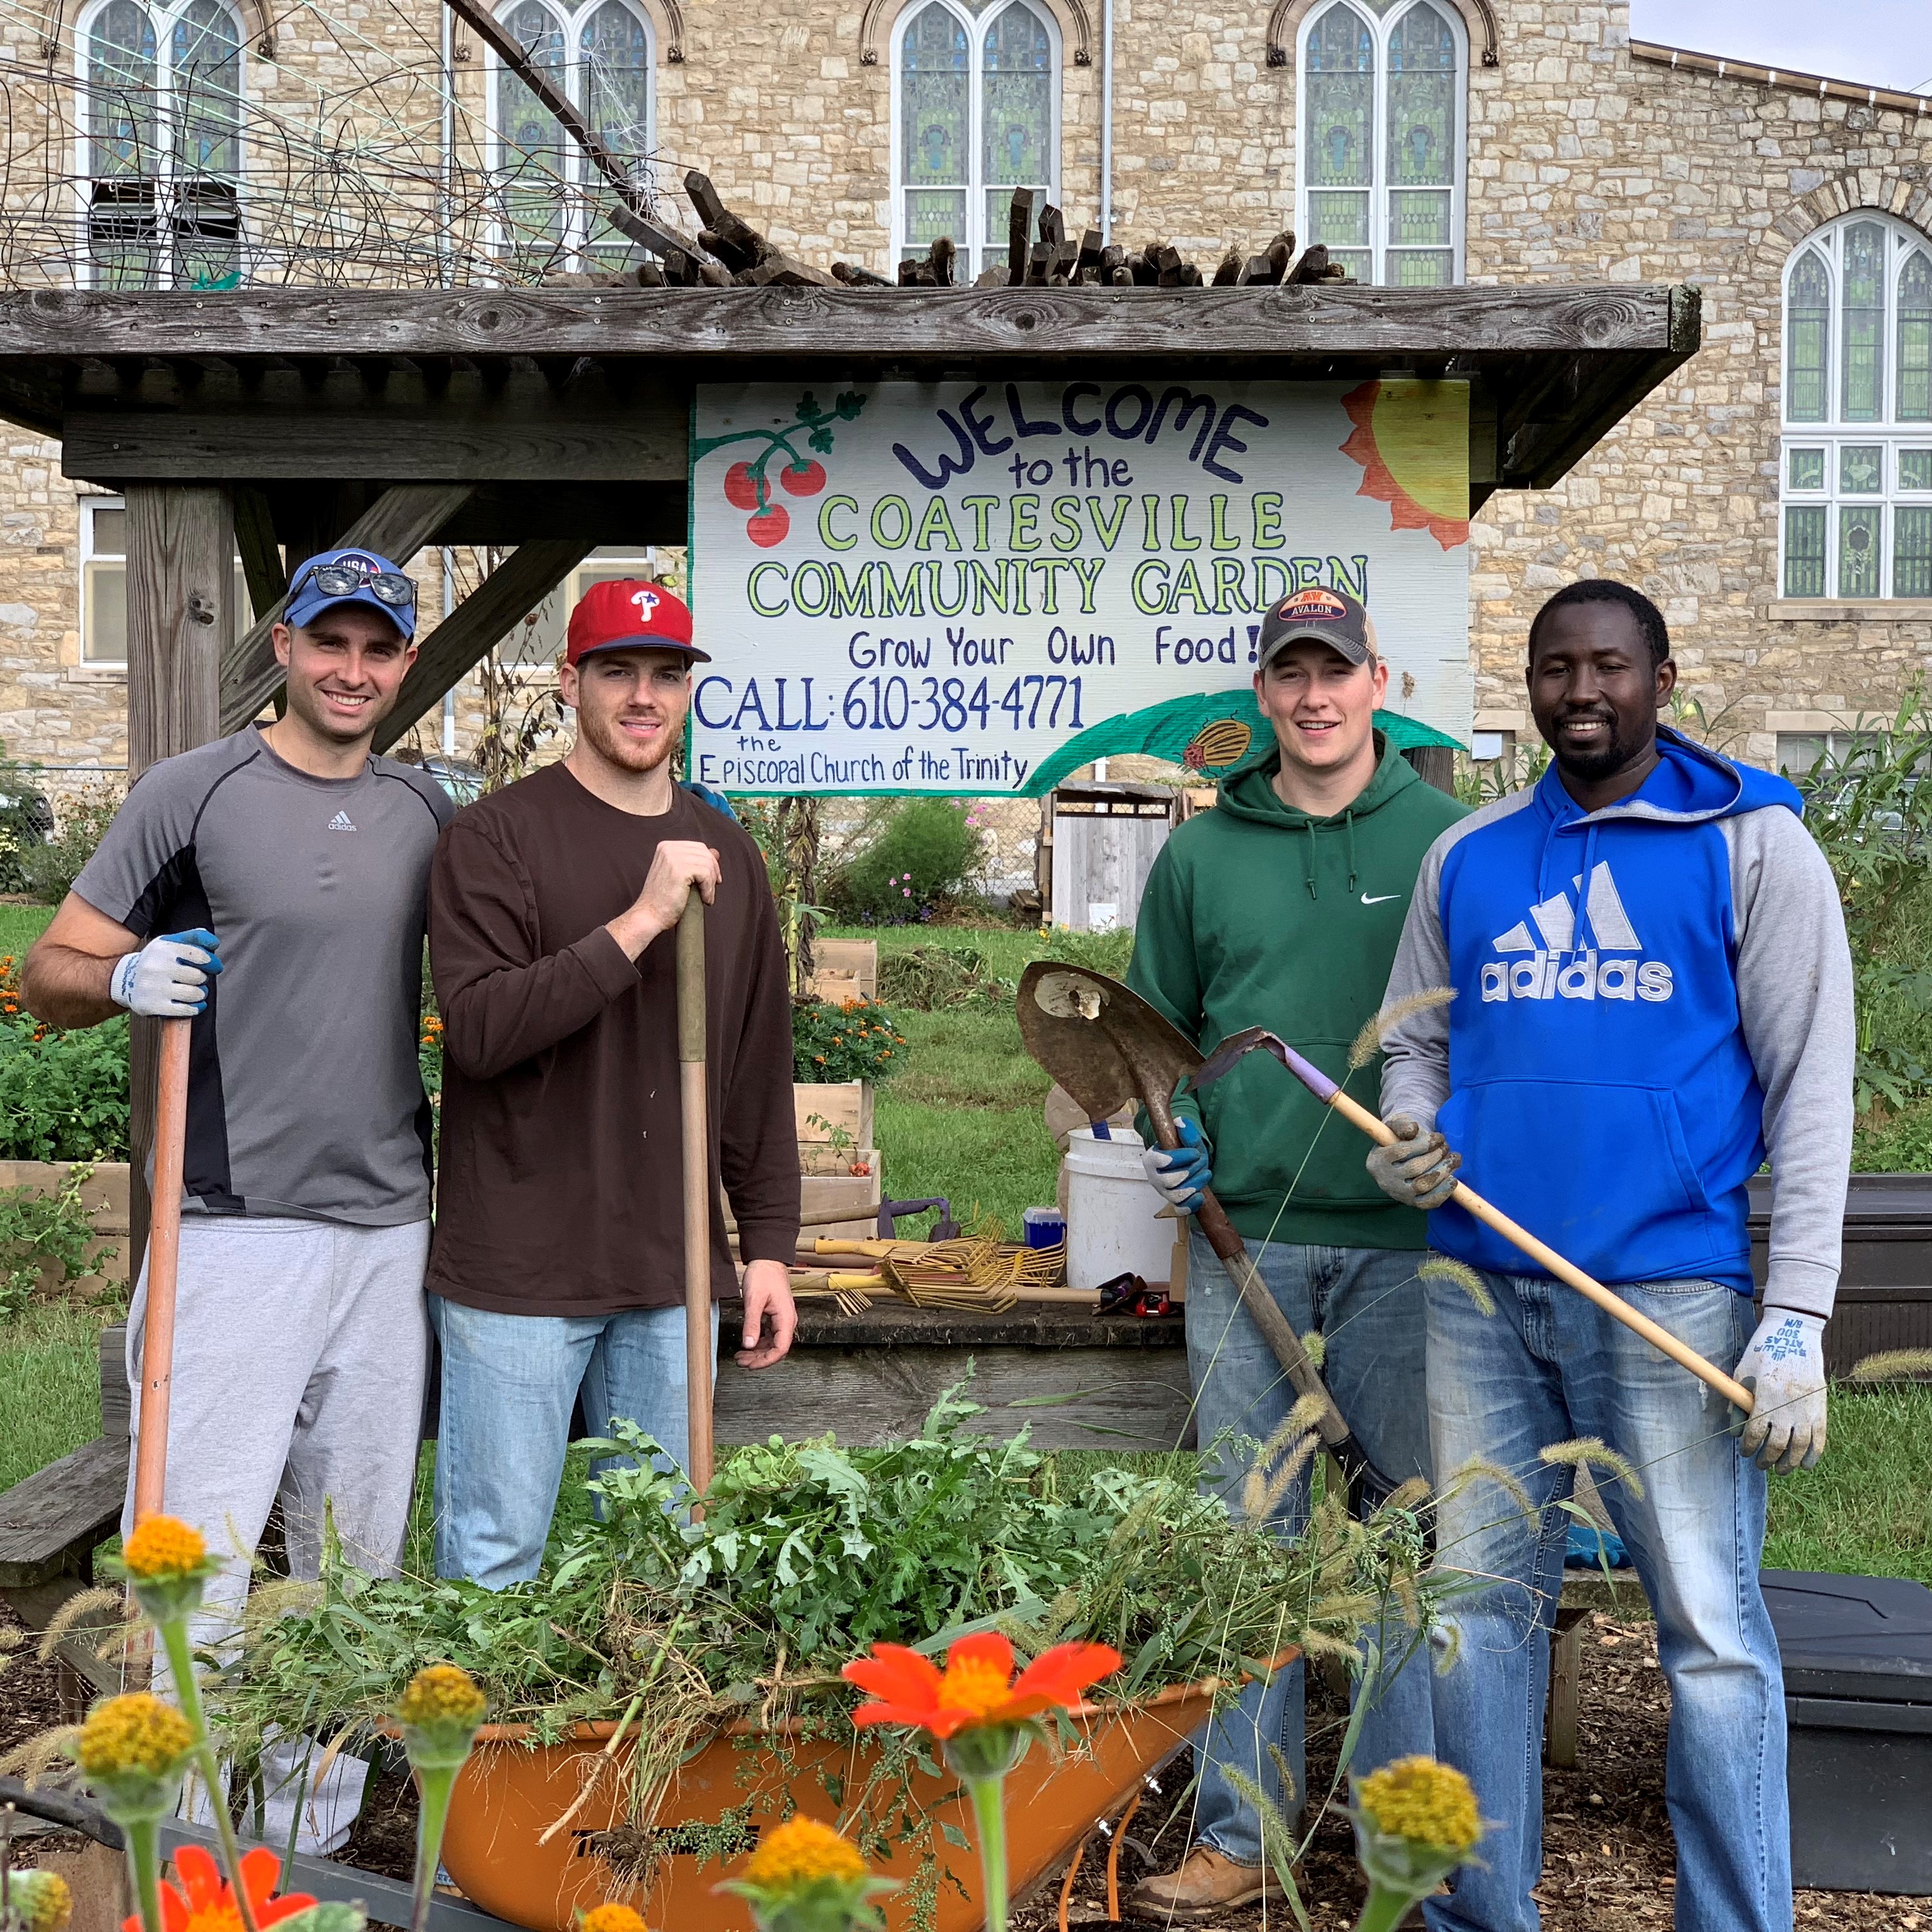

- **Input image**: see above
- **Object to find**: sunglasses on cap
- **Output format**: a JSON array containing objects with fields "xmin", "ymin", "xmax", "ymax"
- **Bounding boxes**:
[{"xmin": 289, "ymin": 558, "xmax": 417, "ymax": 610}]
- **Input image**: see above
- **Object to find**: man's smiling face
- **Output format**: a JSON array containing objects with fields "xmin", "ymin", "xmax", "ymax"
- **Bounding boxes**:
[
  {"xmin": 1527, "ymin": 600, "xmax": 1676, "ymax": 784},
  {"xmin": 560, "ymin": 647, "xmax": 692, "ymax": 776},
  {"xmin": 1254, "ymin": 638, "xmax": 1388, "ymax": 779},
  {"xmin": 275, "ymin": 605, "xmax": 414, "ymax": 748}
]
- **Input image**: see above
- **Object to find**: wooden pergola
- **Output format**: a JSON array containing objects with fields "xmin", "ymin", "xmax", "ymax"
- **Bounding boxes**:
[{"xmin": 0, "ymin": 275, "xmax": 1699, "ymax": 1238}]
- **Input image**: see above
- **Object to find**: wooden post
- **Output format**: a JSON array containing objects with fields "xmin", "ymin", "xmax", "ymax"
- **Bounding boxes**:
[{"xmin": 124, "ymin": 485, "xmax": 231, "ymax": 1299}]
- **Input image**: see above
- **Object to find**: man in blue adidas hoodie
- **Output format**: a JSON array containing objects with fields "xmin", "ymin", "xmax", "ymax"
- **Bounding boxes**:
[{"xmin": 1374, "ymin": 579, "xmax": 1852, "ymax": 1932}]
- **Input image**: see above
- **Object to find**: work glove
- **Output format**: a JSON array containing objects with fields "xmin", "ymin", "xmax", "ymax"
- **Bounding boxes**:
[
  {"xmin": 1732, "ymin": 1309, "xmax": 1828, "ymax": 1473},
  {"xmin": 1142, "ymin": 1116, "xmax": 1213, "ymax": 1212},
  {"xmin": 1366, "ymin": 1115, "xmax": 1460, "ymax": 1210},
  {"xmin": 110, "ymin": 928, "xmax": 222, "ymax": 1017}
]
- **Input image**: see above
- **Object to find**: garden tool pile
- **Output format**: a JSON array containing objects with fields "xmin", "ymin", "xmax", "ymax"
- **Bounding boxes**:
[{"xmin": 786, "ymin": 1233, "xmax": 1083, "ymax": 1314}]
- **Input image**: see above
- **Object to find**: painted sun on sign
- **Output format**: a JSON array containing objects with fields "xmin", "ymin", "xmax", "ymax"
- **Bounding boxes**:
[{"xmin": 1340, "ymin": 379, "xmax": 1471, "ymax": 552}]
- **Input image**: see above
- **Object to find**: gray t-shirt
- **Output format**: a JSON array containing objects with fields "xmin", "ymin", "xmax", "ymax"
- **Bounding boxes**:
[{"xmin": 75, "ymin": 726, "xmax": 454, "ymax": 1225}]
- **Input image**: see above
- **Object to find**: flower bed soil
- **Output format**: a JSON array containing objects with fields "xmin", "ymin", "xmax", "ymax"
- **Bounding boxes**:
[{"xmin": 331, "ymin": 1615, "xmax": 1913, "ymax": 1932}]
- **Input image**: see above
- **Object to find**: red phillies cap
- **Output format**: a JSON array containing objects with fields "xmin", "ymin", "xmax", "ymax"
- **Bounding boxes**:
[{"xmin": 565, "ymin": 579, "xmax": 710, "ymax": 667}]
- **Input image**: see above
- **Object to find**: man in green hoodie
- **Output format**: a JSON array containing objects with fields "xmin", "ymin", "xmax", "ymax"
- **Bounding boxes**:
[{"xmin": 1124, "ymin": 586, "xmax": 1466, "ymax": 1922}]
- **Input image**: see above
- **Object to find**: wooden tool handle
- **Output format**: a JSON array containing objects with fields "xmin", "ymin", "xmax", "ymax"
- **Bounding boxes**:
[
  {"xmin": 132, "ymin": 1018, "xmax": 192, "ymax": 1526},
  {"xmin": 1142, "ymin": 1085, "xmax": 1353, "ymax": 1449},
  {"xmin": 1324, "ymin": 1087, "xmax": 1754, "ymax": 1413},
  {"xmin": 677, "ymin": 894, "xmax": 714, "ymax": 1496}
]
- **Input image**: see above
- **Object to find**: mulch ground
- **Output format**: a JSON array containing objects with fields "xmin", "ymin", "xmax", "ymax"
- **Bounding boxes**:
[{"xmin": 3, "ymin": 1607, "xmax": 1921, "ymax": 1930}]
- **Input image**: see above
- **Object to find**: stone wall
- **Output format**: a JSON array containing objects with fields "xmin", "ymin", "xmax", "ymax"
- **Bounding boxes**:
[{"xmin": 1, "ymin": 0, "xmax": 1929, "ymax": 812}]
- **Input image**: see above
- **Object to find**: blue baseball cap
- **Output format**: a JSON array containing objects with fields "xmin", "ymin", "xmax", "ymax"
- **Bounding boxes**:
[{"xmin": 284, "ymin": 548, "xmax": 418, "ymax": 643}]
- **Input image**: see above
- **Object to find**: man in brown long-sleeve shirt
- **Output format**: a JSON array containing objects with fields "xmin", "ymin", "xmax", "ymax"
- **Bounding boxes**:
[{"xmin": 427, "ymin": 580, "xmax": 799, "ymax": 1586}]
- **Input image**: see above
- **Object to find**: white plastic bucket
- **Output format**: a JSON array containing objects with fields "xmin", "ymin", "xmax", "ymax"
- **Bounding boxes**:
[{"xmin": 1063, "ymin": 1126, "xmax": 1176, "ymax": 1292}]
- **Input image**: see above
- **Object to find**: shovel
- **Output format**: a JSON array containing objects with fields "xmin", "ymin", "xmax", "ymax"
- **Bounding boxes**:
[
  {"xmin": 131, "ymin": 1018, "xmax": 193, "ymax": 1525},
  {"xmin": 1187, "ymin": 1026, "xmax": 1754, "ymax": 1413},
  {"xmin": 1015, "ymin": 962, "xmax": 1389, "ymax": 1487},
  {"xmin": 678, "ymin": 894, "xmax": 716, "ymax": 1498}
]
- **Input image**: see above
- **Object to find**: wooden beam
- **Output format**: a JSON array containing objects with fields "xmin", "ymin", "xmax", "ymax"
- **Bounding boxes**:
[
  {"xmin": 219, "ymin": 483, "xmax": 475, "ymax": 733},
  {"xmin": 230, "ymin": 484, "xmax": 285, "ymax": 620},
  {"xmin": 373, "ymin": 539, "xmax": 592, "ymax": 753},
  {"xmin": 125, "ymin": 483, "xmax": 231, "ymax": 1286},
  {"xmin": 0, "ymin": 283, "xmax": 1696, "ymax": 364}
]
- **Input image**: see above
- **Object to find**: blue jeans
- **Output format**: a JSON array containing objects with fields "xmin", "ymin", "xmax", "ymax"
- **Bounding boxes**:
[
  {"xmin": 430, "ymin": 1296, "xmax": 718, "ymax": 1590},
  {"xmin": 1186, "ymin": 1230, "xmax": 1436, "ymax": 1866},
  {"xmin": 1423, "ymin": 1268, "xmax": 1786, "ymax": 1932}
]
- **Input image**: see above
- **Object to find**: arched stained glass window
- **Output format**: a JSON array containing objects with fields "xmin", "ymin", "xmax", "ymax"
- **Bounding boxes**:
[
  {"xmin": 901, "ymin": 4, "xmax": 968, "ymax": 260},
  {"xmin": 1786, "ymin": 251, "xmax": 1829, "ymax": 423},
  {"xmin": 1780, "ymin": 215, "xmax": 1932, "ymax": 601},
  {"xmin": 82, "ymin": 0, "xmax": 242, "ymax": 289},
  {"xmin": 892, "ymin": 0, "xmax": 1057, "ymax": 279},
  {"xmin": 491, "ymin": 0, "xmax": 653, "ymax": 278},
  {"xmin": 1298, "ymin": 0, "xmax": 1464, "ymax": 288},
  {"xmin": 1901, "ymin": 252, "xmax": 1932, "ymax": 424}
]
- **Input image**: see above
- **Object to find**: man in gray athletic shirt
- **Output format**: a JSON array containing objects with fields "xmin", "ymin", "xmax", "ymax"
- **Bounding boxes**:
[{"xmin": 23, "ymin": 544, "xmax": 451, "ymax": 1846}]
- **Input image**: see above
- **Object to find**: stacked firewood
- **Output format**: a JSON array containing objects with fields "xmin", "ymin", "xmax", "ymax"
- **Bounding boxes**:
[{"xmin": 544, "ymin": 176, "xmax": 1351, "ymax": 291}]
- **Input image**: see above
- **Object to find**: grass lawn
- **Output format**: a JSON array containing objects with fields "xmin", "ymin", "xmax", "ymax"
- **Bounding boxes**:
[
  {"xmin": 0, "ymin": 901, "xmax": 54, "ymax": 959},
  {"xmin": 0, "ymin": 1298, "xmax": 111, "ymax": 1492}
]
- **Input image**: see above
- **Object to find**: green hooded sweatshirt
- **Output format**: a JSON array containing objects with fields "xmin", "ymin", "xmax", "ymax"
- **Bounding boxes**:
[{"xmin": 1126, "ymin": 730, "xmax": 1467, "ymax": 1250}]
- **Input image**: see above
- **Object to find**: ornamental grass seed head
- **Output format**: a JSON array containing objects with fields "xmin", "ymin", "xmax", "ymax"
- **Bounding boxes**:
[
  {"xmin": 396, "ymin": 1663, "xmax": 487, "ymax": 1772},
  {"xmin": 717, "ymin": 1816, "xmax": 895, "ymax": 1932},
  {"xmin": 4, "ymin": 1869, "xmax": 73, "ymax": 1932},
  {"xmin": 70, "ymin": 1692, "xmax": 194, "ymax": 1823}
]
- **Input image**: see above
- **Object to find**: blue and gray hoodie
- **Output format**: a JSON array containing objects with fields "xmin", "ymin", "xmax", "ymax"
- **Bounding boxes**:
[{"xmin": 1379, "ymin": 728, "xmax": 1854, "ymax": 1318}]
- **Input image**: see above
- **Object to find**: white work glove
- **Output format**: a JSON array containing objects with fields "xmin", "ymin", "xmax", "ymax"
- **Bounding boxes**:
[
  {"xmin": 110, "ymin": 927, "xmax": 222, "ymax": 1017},
  {"xmin": 1142, "ymin": 1116, "xmax": 1212, "ymax": 1211},
  {"xmin": 1733, "ymin": 1309, "xmax": 1828, "ymax": 1473},
  {"xmin": 1365, "ymin": 1115, "xmax": 1460, "ymax": 1210}
]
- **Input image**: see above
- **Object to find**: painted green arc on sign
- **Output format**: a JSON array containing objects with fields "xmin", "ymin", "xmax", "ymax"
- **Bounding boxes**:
[{"xmin": 1020, "ymin": 689, "xmax": 1462, "ymax": 797}]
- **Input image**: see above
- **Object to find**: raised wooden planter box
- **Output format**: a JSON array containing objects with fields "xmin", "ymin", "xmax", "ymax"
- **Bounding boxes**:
[
  {"xmin": 797, "ymin": 1160, "xmax": 881, "ymax": 1241},
  {"xmin": 0, "ymin": 1160, "xmax": 131, "ymax": 1290},
  {"xmin": 807, "ymin": 937, "xmax": 877, "ymax": 1002},
  {"xmin": 793, "ymin": 1078, "xmax": 872, "ymax": 1151}
]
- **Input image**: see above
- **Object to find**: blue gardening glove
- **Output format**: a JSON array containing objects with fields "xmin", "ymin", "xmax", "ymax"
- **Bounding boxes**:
[
  {"xmin": 1733, "ymin": 1309, "xmax": 1828, "ymax": 1473},
  {"xmin": 1366, "ymin": 1114, "xmax": 1460, "ymax": 1210},
  {"xmin": 682, "ymin": 779, "xmax": 738, "ymax": 822},
  {"xmin": 1142, "ymin": 1116, "xmax": 1212, "ymax": 1211},
  {"xmin": 110, "ymin": 927, "xmax": 222, "ymax": 1016}
]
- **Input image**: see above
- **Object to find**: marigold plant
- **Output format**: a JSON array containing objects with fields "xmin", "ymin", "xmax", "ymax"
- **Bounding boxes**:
[
  {"xmin": 121, "ymin": 1514, "xmax": 209, "ymax": 1582},
  {"xmin": 718, "ymin": 1815, "xmax": 894, "ymax": 1932},
  {"xmin": 576, "ymin": 1907, "xmax": 650, "ymax": 1932},
  {"xmin": 5, "ymin": 1868, "xmax": 74, "ymax": 1932},
  {"xmin": 1349, "ymin": 1756, "xmax": 1487, "ymax": 1932}
]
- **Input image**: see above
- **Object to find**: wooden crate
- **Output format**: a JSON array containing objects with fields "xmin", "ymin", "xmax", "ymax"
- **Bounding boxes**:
[
  {"xmin": 794, "ymin": 1080, "xmax": 873, "ymax": 1149},
  {"xmin": 809, "ymin": 939, "xmax": 877, "ymax": 1002},
  {"xmin": 799, "ymin": 1161, "xmax": 883, "ymax": 1241}
]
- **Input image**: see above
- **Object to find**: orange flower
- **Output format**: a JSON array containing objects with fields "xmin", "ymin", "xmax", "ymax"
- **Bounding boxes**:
[
  {"xmin": 121, "ymin": 1845, "xmax": 314, "ymax": 1932},
  {"xmin": 843, "ymin": 1632, "xmax": 1122, "ymax": 1741}
]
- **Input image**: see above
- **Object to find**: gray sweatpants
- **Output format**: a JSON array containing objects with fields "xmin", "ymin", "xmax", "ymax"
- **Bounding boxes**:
[{"xmin": 125, "ymin": 1215, "xmax": 429, "ymax": 1851}]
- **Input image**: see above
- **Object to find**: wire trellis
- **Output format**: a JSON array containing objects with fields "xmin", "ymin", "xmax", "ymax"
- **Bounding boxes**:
[{"xmin": 0, "ymin": 0, "xmax": 682, "ymax": 289}]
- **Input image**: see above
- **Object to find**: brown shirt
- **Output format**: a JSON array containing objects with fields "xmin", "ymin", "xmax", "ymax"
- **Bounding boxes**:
[{"xmin": 426, "ymin": 763, "xmax": 800, "ymax": 1315}]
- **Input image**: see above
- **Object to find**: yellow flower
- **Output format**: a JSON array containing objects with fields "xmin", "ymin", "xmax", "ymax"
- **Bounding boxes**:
[
  {"xmin": 75, "ymin": 1692, "xmax": 193, "ymax": 1779},
  {"xmin": 6, "ymin": 1869, "xmax": 73, "ymax": 1932},
  {"xmin": 1356, "ymin": 1756, "xmax": 1482, "ymax": 1857},
  {"xmin": 122, "ymin": 1514, "xmax": 208, "ymax": 1581},
  {"xmin": 577, "ymin": 1907, "xmax": 650, "ymax": 1932},
  {"xmin": 741, "ymin": 1816, "xmax": 870, "ymax": 1892},
  {"xmin": 398, "ymin": 1663, "xmax": 487, "ymax": 1729}
]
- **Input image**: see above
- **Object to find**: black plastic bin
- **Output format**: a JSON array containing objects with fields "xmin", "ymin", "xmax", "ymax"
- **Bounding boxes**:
[{"xmin": 1764, "ymin": 1569, "xmax": 1932, "ymax": 1894}]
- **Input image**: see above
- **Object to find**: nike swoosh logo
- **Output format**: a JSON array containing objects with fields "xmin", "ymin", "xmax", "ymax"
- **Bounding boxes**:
[{"xmin": 1361, "ymin": 892, "xmax": 1401, "ymax": 905}]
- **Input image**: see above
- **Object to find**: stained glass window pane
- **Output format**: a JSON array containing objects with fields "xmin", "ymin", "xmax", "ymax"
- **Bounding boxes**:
[
  {"xmin": 1840, "ymin": 445, "xmax": 1883, "ymax": 493},
  {"xmin": 983, "ymin": 5, "xmax": 1052, "ymax": 189},
  {"xmin": 1310, "ymin": 192, "xmax": 1368, "ymax": 247},
  {"xmin": 1388, "ymin": 4, "xmax": 1453, "ymax": 187},
  {"xmin": 1896, "ymin": 507, "xmax": 1932, "ymax": 599},
  {"xmin": 171, "ymin": 1, "xmax": 239, "ymax": 178},
  {"xmin": 1839, "ymin": 502, "xmax": 1882, "ymax": 597},
  {"xmin": 1785, "ymin": 251, "xmax": 1828, "ymax": 423},
  {"xmin": 88, "ymin": 1, "xmax": 158, "ymax": 179},
  {"xmin": 1788, "ymin": 448, "xmax": 1825, "ymax": 489},
  {"xmin": 1901, "ymin": 252, "xmax": 1932, "ymax": 423},
  {"xmin": 901, "ymin": 4, "xmax": 969, "ymax": 259},
  {"xmin": 1784, "ymin": 505, "xmax": 1826, "ymax": 597},
  {"xmin": 497, "ymin": 1, "xmax": 568, "ymax": 277},
  {"xmin": 582, "ymin": 3, "xmax": 648, "ymax": 159},
  {"xmin": 1841, "ymin": 220, "xmax": 1885, "ymax": 423},
  {"xmin": 1306, "ymin": 5, "xmax": 1373, "ymax": 189},
  {"xmin": 1389, "ymin": 188, "xmax": 1450, "ymax": 247},
  {"xmin": 1902, "ymin": 450, "xmax": 1932, "ymax": 491},
  {"xmin": 1387, "ymin": 249, "xmax": 1452, "ymax": 286}
]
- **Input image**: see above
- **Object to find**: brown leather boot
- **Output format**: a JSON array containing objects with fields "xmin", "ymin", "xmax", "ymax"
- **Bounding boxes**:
[{"xmin": 1124, "ymin": 1845, "xmax": 1289, "ymax": 1922}]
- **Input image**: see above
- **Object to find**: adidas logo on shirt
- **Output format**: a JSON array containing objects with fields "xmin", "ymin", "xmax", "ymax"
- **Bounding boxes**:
[
  {"xmin": 326, "ymin": 810, "xmax": 357, "ymax": 832},
  {"xmin": 1480, "ymin": 861, "xmax": 1674, "ymax": 1004}
]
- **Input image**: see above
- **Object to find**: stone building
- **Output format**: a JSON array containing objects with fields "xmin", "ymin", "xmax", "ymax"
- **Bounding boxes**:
[{"xmin": 0, "ymin": 0, "xmax": 1928, "ymax": 804}]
